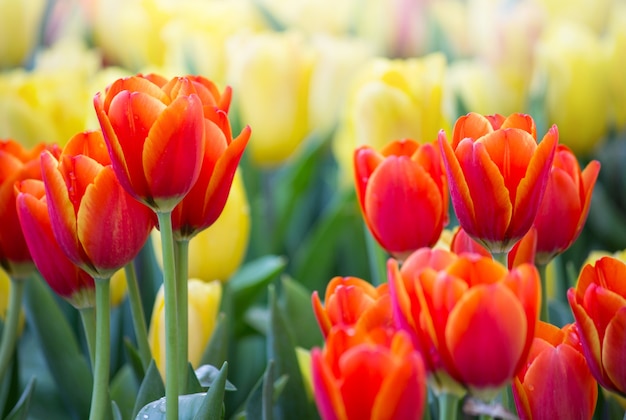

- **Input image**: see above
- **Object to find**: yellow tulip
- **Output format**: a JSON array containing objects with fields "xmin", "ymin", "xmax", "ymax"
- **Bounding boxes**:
[
  {"xmin": 605, "ymin": 1, "xmax": 626, "ymax": 132},
  {"xmin": 109, "ymin": 268, "xmax": 128, "ymax": 308},
  {"xmin": 226, "ymin": 31, "xmax": 314, "ymax": 167},
  {"xmin": 148, "ymin": 279, "xmax": 222, "ymax": 377},
  {"xmin": 0, "ymin": 0, "xmax": 46, "ymax": 68},
  {"xmin": 0, "ymin": 268, "xmax": 24, "ymax": 334},
  {"xmin": 534, "ymin": 0, "xmax": 613, "ymax": 34},
  {"xmin": 535, "ymin": 21, "xmax": 610, "ymax": 156},
  {"xmin": 152, "ymin": 170, "xmax": 250, "ymax": 283},
  {"xmin": 333, "ymin": 53, "xmax": 449, "ymax": 183}
]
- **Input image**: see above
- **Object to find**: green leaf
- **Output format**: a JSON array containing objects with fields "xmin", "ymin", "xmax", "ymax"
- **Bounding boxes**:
[
  {"xmin": 111, "ymin": 401, "xmax": 123, "ymax": 420},
  {"xmin": 186, "ymin": 362, "xmax": 203, "ymax": 395},
  {"xmin": 194, "ymin": 364, "xmax": 236, "ymax": 391},
  {"xmin": 267, "ymin": 286, "xmax": 317, "ymax": 419},
  {"xmin": 110, "ymin": 364, "xmax": 138, "ymax": 420},
  {"xmin": 244, "ymin": 360, "xmax": 275, "ymax": 420},
  {"xmin": 230, "ymin": 255, "xmax": 287, "ymax": 311},
  {"xmin": 4, "ymin": 376, "xmax": 36, "ymax": 420},
  {"xmin": 123, "ymin": 337, "xmax": 146, "ymax": 381},
  {"xmin": 22, "ymin": 276, "xmax": 92, "ymax": 419},
  {"xmin": 278, "ymin": 277, "xmax": 323, "ymax": 349},
  {"xmin": 134, "ymin": 393, "xmax": 209, "ymax": 420},
  {"xmin": 192, "ymin": 362, "xmax": 228, "ymax": 420},
  {"xmin": 200, "ymin": 313, "xmax": 228, "ymax": 368},
  {"xmin": 132, "ymin": 360, "xmax": 165, "ymax": 419}
]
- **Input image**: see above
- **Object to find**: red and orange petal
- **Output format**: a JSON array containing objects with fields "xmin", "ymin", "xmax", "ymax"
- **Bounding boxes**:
[
  {"xmin": 602, "ymin": 308, "xmax": 626, "ymax": 394},
  {"xmin": 450, "ymin": 113, "xmax": 496, "ymax": 147},
  {"xmin": 62, "ymin": 131, "xmax": 111, "ymax": 166},
  {"xmin": 312, "ymin": 348, "xmax": 348, "ymax": 420},
  {"xmin": 353, "ymin": 147, "xmax": 384, "ymax": 209}
]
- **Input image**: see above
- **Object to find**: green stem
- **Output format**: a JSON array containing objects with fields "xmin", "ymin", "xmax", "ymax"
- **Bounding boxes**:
[
  {"xmin": 537, "ymin": 263, "xmax": 549, "ymax": 323},
  {"xmin": 0, "ymin": 277, "xmax": 25, "ymax": 382},
  {"xmin": 438, "ymin": 392, "xmax": 460, "ymax": 420},
  {"xmin": 79, "ymin": 306, "xmax": 97, "ymax": 369},
  {"xmin": 175, "ymin": 239, "xmax": 189, "ymax": 393},
  {"xmin": 89, "ymin": 277, "xmax": 111, "ymax": 420},
  {"xmin": 491, "ymin": 251, "xmax": 509, "ymax": 267},
  {"xmin": 157, "ymin": 211, "xmax": 179, "ymax": 420},
  {"xmin": 364, "ymin": 222, "xmax": 387, "ymax": 286},
  {"xmin": 124, "ymin": 262, "xmax": 152, "ymax": 370}
]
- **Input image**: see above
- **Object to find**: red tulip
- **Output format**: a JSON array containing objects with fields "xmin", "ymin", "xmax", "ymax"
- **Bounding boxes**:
[
  {"xmin": 171, "ymin": 76, "xmax": 251, "ymax": 239},
  {"xmin": 533, "ymin": 144, "xmax": 600, "ymax": 265},
  {"xmin": 41, "ymin": 130, "xmax": 154, "ymax": 279},
  {"xmin": 15, "ymin": 179, "xmax": 95, "ymax": 308},
  {"xmin": 94, "ymin": 74, "xmax": 206, "ymax": 212},
  {"xmin": 312, "ymin": 326, "xmax": 425, "ymax": 420},
  {"xmin": 389, "ymin": 250, "xmax": 540, "ymax": 399},
  {"xmin": 513, "ymin": 321, "xmax": 598, "ymax": 420},
  {"xmin": 354, "ymin": 139, "xmax": 448, "ymax": 260},
  {"xmin": 0, "ymin": 140, "xmax": 60, "ymax": 277},
  {"xmin": 567, "ymin": 256, "xmax": 626, "ymax": 396},
  {"xmin": 439, "ymin": 112, "xmax": 557, "ymax": 254}
]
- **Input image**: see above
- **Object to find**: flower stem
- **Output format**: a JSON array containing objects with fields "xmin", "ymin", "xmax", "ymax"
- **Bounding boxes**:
[
  {"xmin": 89, "ymin": 277, "xmax": 111, "ymax": 420},
  {"xmin": 491, "ymin": 251, "xmax": 509, "ymax": 267},
  {"xmin": 79, "ymin": 306, "xmax": 96, "ymax": 369},
  {"xmin": 175, "ymin": 239, "xmax": 189, "ymax": 393},
  {"xmin": 124, "ymin": 262, "xmax": 152, "ymax": 370},
  {"xmin": 438, "ymin": 392, "xmax": 460, "ymax": 420},
  {"xmin": 537, "ymin": 263, "xmax": 549, "ymax": 323},
  {"xmin": 0, "ymin": 277, "xmax": 25, "ymax": 382},
  {"xmin": 157, "ymin": 211, "xmax": 179, "ymax": 420}
]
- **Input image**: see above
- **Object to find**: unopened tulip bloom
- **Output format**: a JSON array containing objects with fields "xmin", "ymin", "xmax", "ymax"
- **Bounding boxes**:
[
  {"xmin": 41, "ymin": 130, "xmax": 154, "ymax": 279},
  {"xmin": 0, "ymin": 0, "xmax": 46, "ymax": 68},
  {"xmin": 533, "ymin": 145, "xmax": 600, "ymax": 265},
  {"xmin": 513, "ymin": 321, "xmax": 598, "ymax": 420},
  {"xmin": 148, "ymin": 279, "xmax": 222, "ymax": 377},
  {"xmin": 354, "ymin": 139, "xmax": 448, "ymax": 259},
  {"xmin": 389, "ymin": 250, "xmax": 540, "ymax": 399},
  {"xmin": 15, "ymin": 179, "xmax": 95, "ymax": 308},
  {"xmin": 439, "ymin": 112, "xmax": 557, "ymax": 254},
  {"xmin": 568, "ymin": 256, "xmax": 626, "ymax": 396},
  {"xmin": 0, "ymin": 140, "xmax": 59, "ymax": 278},
  {"xmin": 94, "ymin": 73, "xmax": 206, "ymax": 212}
]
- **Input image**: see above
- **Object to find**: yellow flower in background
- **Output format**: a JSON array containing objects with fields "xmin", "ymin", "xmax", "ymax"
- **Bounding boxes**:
[
  {"xmin": 0, "ymin": 39, "xmax": 101, "ymax": 147},
  {"xmin": 226, "ymin": 30, "xmax": 314, "ymax": 167},
  {"xmin": 148, "ymin": 279, "xmax": 222, "ymax": 377},
  {"xmin": 109, "ymin": 268, "xmax": 129, "ymax": 308},
  {"xmin": 0, "ymin": 0, "xmax": 46, "ymax": 68},
  {"xmin": 0, "ymin": 269, "xmax": 24, "ymax": 334},
  {"xmin": 333, "ymin": 53, "xmax": 449, "ymax": 183},
  {"xmin": 152, "ymin": 170, "xmax": 250, "ymax": 283},
  {"xmin": 605, "ymin": 2, "xmax": 626, "ymax": 132},
  {"xmin": 534, "ymin": 0, "xmax": 613, "ymax": 34},
  {"xmin": 534, "ymin": 21, "xmax": 610, "ymax": 156}
]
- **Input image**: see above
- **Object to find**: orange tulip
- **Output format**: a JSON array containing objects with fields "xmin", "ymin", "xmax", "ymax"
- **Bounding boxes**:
[
  {"xmin": 568, "ymin": 256, "xmax": 626, "ymax": 396},
  {"xmin": 15, "ymin": 179, "xmax": 95, "ymax": 308},
  {"xmin": 389, "ymin": 250, "xmax": 540, "ymax": 399},
  {"xmin": 354, "ymin": 139, "xmax": 448, "ymax": 260},
  {"xmin": 93, "ymin": 74, "xmax": 206, "ymax": 212},
  {"xmin": 513, "ymin": 321, "xmax": 598, "ymax": 420},
  {"xmin": 41, "ymin": 130, "xmax": 154, "ymax": 279},
  {"xmin": 533, "ymin": 144, "xmax": 600, "ymax": 265},
  {"xmin": 170, "ymin": 75, "xmax": 251, "ymax": 239},
  {"xmin": 0, "ymin": 140, "xmax": 60, "ymax": 278},
  {"xmin": 312, "ymin": 276, "xmax": 391, "ymax": 339},
  {"xmin": 439, "ymin": 112, "xmax": 558, "ymax": 254}
]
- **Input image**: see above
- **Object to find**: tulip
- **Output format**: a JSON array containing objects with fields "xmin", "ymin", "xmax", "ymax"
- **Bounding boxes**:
[
  {"xmin": 41, "ymin": 130, "xmax": 154, "ymax": 279},
  {"xmin": 148, "ymin": 278, "xmax": 222, "ymax": 377},
  {"xmin": 513, "ymin": 321, "xmax": 598, "ymax": 420},
  {"xmin": 0, "ymin": 268, "xmax": 24, "ymax": 333},
  {"xmin": 605, "ymin": 3, "xmax": 626, "ymax": 132},
  {"xmin": 15, "ymin": 179, "xmax": 95, "ymax": 308},
  {"xmin": 354, "ymin": 139, "xmax": 448, "ymax": 259},
  {"xmin": 170, "ymin": 75, "xmax": 250, "ymax": 239},
  {"xmin": 0, "ymin": 140, "xmax": 60, "ymax": 278},
  {"xmin": 312, "ymin": 326, "xmax": 426, "ymax": 420},
  {"xmin": 389, "ymin": 250, "xmax": 540, "ymax": 399},
  {"xmin": 333, "ymin": 53, "xmax": 449, "ymax": 183},
  {"xmin": 312, "ymin": 276, "xmax": 391, "ymax": 339},
  {"xmin": 94, "ymin": 73, "xmax": 206, "ymax": 212},
  {"xmin": 533, "ymin": 145, "xmax": 600, "ymax": 265},
  {"xmin": 0, "ymin": 0, "xmax": 46, "ymax": 68},
  {"xmin": 439, "ymin": 112, "xmax": 558, "ymax": 254},
  {"xmin": 567, "ymin": 256, "xmax": 626, "ymax": 396}
]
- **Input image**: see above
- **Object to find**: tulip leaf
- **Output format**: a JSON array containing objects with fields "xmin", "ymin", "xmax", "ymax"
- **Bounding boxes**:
[
  {"xmin": 111, "ymin": 401, "xmax": 122, "ymax": 420},
  {"xmin": 267, "ymin": 286, "xmax": 317, "ymax": 419},
  {"xmin": 186, "ymin": 363, "xmax": 203, "ymax": 394},
  {"xmin": 230, "ymin": 255, "xmax": 287, "ymax": 311},
  {"xmin": 131, "ymin": 360, "xmax": 165, "ymax": 419},
  {"xmin": 22, "ymin": 276, "xmax": 92, "ymax": 419},
  {"xmin": 110, "ymin": 364, "xmax": 138, "ymax": 420},
  {"xmin": 200, "ymin": 313, "xmax": 228, "ymax": 368},
  {"xmin": 195, "ymin": 364, "xmax": 236, "ymax": 391},
  {"xmin": 243, "ymin": 359, "xmax": 275, "ymax": 420},
  {"xmin": 191, "ymin": 362, "xmax": 228, "ymax": 420},
  {"xmin": 278, "ymin": 276, "xmax": 323, "ymax": 349},
  {"xmin": 134, "ymin": 392, "xmax": 210, "ymax": 420},
  {"xmin": 123, "ymin": 337, "xmax": 145, "ymax": 380},
  {"xmin": 3, "ymin": 376, "xmax": 36, "ymax": 420}
]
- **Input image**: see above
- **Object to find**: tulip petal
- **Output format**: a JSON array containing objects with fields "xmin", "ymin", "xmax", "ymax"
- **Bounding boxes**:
[
  {"xmin": 602, "ymin": 307, "xmax": 626, "ymax": 394},
  {"xmin": 353, "ymin": 146, "xmax": 384, "ymax": 211},
  {"xmin": 500, "ymin": 114, "xmax": 536, "ymax": 138},
  {"xmin": 451, "ymin": 113, "xmax": 494, "ymax": 147},
  {"xmin": 311, "ymin": 348, "xmax": 347, "ymax": 420}
]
